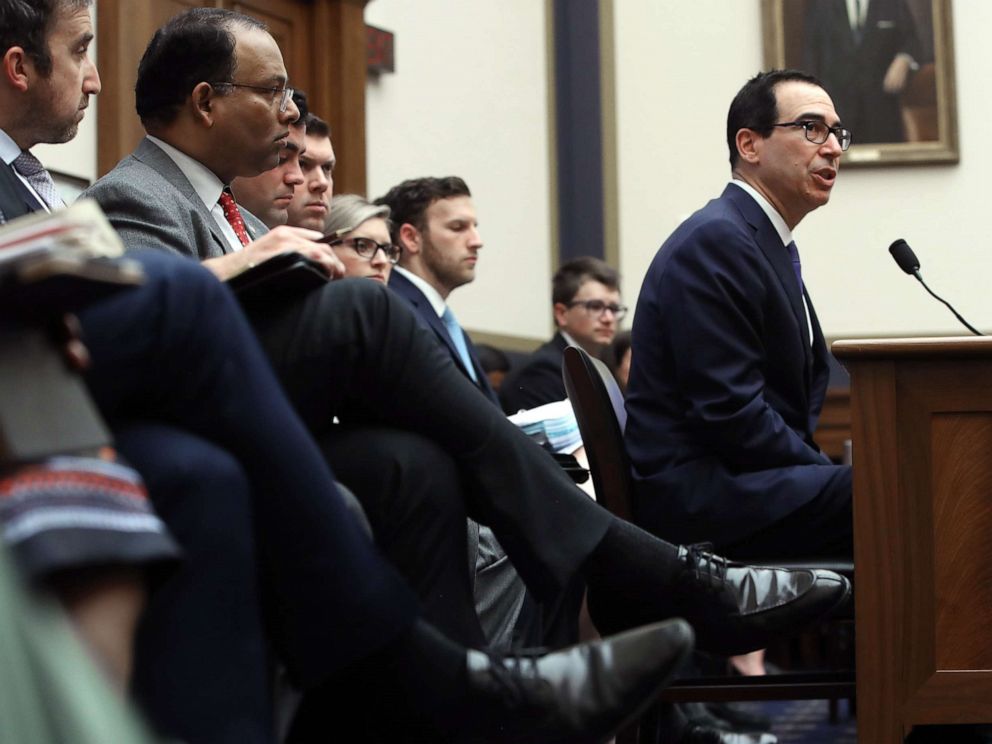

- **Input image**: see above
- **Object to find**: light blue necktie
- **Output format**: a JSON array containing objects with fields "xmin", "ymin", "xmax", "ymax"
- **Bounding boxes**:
[{"xmin": 441, "ymin": 306, "xmax": 479, "ymax": 383}]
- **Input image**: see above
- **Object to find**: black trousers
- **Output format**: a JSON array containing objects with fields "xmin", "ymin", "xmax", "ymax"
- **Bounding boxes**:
[
  {"xmin": 321, "ymin": 426, "xmax": 489, "ymax": 647},
  {"xmin": 247, "ymin": 278, "xmax": 613, "ymax": 603}
]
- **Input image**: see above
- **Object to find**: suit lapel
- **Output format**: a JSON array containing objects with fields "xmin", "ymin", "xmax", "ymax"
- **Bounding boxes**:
[
  {"xmin": 725, "ymin": 186, "xmax": 812, "ymax": 355},
  {"xmin": 133, "ymin": 138, "xmax": 234, "ymax": 254},
  {"xmin": 389, "ymin": 271, "xmax": 498, "ymax": 402},
  {"xmin": 0, "ymin": 160, "xmax": 44, "ymax": 222},
  {"xmin": 389, "ymin": 273, "xmax": 457, "ymax": 355}
]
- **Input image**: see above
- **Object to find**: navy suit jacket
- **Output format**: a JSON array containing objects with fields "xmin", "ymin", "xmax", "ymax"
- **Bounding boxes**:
[
  {"xmin": 499, "ymin": 332, "xmax": 569, "ymax": 414},
  {"xmin": 625, "ymin": 183, "xmax": 841, "ymax": 547},
  {"xmin": 0, "ymin": 159, "xmax": 44, "ymax": 222},
  {"xmin": 388, "ymin": 270, "xmax": 499, "ymax": 405}
]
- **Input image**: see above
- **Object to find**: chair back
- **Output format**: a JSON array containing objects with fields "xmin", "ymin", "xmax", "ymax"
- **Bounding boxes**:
[{"xmin": 561, "ymin": 345, "xmax": 634, "ymax": 521}]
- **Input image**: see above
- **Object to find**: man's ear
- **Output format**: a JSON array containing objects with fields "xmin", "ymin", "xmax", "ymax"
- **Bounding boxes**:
[
  {"xmin": 735, "ymin": 128, "xmax": 761, "ymax": 164},
  {"xmin": 553, "ymin": 302, "xmax": 570, "ymax": 329},
  {"xmin": 2, "ymin": 47, "xmax": 32, "ymax": 93},
  {"xmin": 190, "ymin": 82, "xmax": 216, "ymax": 126},
  {"xmin": 398, "ymin": 223, "xmax": 421, "ymax": 255}
]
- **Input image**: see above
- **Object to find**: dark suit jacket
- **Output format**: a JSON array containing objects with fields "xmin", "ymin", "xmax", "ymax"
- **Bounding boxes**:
[
  {"xmin": 499, "ymin": 332, "xmax": 570, "ymax": 414},
  {"xmin": 82, "ymin": 137, "xmax": 267, "ymax": 259},
  {"xmin": 802, "ymin": 0, "xmax": 919, "ymax": 144},
  {"xmin": 388, "ymin": 269, "xmax": 499, "ymax": 405},
  {"xmin": 0, "ymin": 159, "xmax": 45, "ymax": 222},
  {"xmin": 625, "ymin": 183, "xmax": 843, "ymax": 548}
]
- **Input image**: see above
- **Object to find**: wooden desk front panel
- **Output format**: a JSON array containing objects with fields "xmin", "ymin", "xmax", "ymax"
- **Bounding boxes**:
[{"xmin": 851, "ymin": 358, "xmax": 992, "ymax": 739}]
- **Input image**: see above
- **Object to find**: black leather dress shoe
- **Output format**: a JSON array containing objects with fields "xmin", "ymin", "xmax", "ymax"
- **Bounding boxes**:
[
  {"xmin": 673, "ymin": 544, "xmax": 851, "ymax": 656},
  {"xmin": 679, "ymin": 723, "xmax": 778, "ymax": 743},
  {"xmin": 463, "ymin": 618, "xmax": 694, "ymax": 743}
]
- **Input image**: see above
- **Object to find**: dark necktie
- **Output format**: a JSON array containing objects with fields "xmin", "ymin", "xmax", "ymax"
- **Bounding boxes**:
[
  {"xmin": 12, "ymin": 150, "xmax": 65, "ymax": 211},
  {"xmin": 852, "ymin": 0, "xmax": 864, "ymax": 44},
  {"xmin": 785, "ymin": 240, "xmax": 804, "ymax": 294},
  {"xmin": 218, "ymin": 188, "xmax": 250, "ymax": 247},
  {"xmin": 441, "ymin": 306, "xmax": 479, "ymax": 383}
]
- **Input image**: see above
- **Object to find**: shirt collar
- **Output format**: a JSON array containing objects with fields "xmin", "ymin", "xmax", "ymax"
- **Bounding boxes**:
[
  {"xmin": 394, "ymin": 265, "xmax": 449, "ymax": 318},
  {"xmin": 146, "ymin": 135, "xmax": 226, "ymax": 211},
  {"xmin": 729, "ymin": 178, "xmax": 793, "ymax": 248},
  {"xmin": 559, "ymin": 330, "xmax": 579, "ymax": 348},
  {"xmin": 0, "ymin": 128, "xmax": 22, "ymax": 165}
]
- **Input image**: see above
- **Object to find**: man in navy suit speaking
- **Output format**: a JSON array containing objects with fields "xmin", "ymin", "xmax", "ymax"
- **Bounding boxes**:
[{"xmin": 626, "ymin": 69, "xmax": 854, "ymax": 560}]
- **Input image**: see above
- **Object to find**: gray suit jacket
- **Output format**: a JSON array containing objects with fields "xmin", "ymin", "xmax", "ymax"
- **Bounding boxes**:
[{"xmin": 83, "ymin": 137, "xmax": 267, "ymax": 258}]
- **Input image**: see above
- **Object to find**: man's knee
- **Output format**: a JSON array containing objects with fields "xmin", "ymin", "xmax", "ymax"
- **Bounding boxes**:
[{"xmin": 114, "ymin": 423, "xmax": 254, "ymax": 559}]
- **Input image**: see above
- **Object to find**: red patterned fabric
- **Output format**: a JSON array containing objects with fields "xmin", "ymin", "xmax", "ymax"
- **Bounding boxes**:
[{"xmin": 218, "ymin": 189, "xmax": 250, "ymax": 247}]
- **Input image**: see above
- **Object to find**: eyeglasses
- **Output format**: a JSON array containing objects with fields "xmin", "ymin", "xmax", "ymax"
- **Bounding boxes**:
[
  {"xmin": 212, "ymin": 82, "xmax": 295, "ymax": 113},
  {"xmin": 770, "ymin": 120, "xmax": 852, "ymax": 151},
  {"xmin": 329, "ymin": 237, "xmax": 402, "ymax": 264},
  {"xmin": 567, "ymin": 299, "xmax": 628, "ymax": 321}
]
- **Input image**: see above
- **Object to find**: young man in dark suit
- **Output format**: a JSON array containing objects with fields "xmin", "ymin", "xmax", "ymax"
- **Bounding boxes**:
[
  {"xmin": 627, "ymin": 69, "xmax": 853, "ymax": 561},
  {"xmin": 501, "ymin": 256, "xmax": 625, "ymax": 414}
]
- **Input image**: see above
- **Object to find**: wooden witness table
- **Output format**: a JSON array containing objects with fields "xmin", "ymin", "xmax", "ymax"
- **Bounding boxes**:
[{"xmin": 833, "ymin": 337, "xmax": 992, "ymax": 743}]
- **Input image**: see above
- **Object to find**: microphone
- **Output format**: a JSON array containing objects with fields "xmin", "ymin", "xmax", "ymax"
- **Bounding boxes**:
[
  {"xmin": 888, "ymin": 238, "xmax": 920, "ymax": 276},
  {"xmin": 888, "ymin": 239, "xmax": 983, "ymax": 336}
]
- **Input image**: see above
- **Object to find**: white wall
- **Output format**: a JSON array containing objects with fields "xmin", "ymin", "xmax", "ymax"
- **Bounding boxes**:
[
  {"xmin": 614, "ymin": 0, "xmax": 990, "ymax": 338},
  {"xmin": 365, "ymin": 0, "xmax": 554, "ymax": 340}
]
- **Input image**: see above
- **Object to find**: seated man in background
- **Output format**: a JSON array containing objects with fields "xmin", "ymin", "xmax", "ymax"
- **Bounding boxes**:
[
  {"xmin": 501, "ymin": 256, "xmax": 626, "ymax": 414},
  {"xmin": 86, "ymin": 2, "xmax": 850, "ymax": 704}
]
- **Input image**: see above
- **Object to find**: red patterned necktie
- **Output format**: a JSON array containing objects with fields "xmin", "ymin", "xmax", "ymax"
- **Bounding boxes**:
[{"xmin": 218, "ymin": 189, "xmax": 250, "ymax": 247}]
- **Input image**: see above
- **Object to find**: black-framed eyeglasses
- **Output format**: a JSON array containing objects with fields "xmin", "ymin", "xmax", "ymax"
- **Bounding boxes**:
[
  {"xmin": 212, "ymin": 82, "xmax": 295, "ymax": 113},
  {"xmin": 567, "ymin": 299, "xmax": 628, "ymax": 321},
  {"xmin": 330, "ymin": 237, "xmax": 402, "ymax": 265},
  {"xmin": 770, "ymin": 120, "xmax": 852, "ymax": 151}
]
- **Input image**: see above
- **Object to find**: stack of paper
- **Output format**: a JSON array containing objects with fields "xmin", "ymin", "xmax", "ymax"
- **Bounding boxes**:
[
  {"xmin": 508, "ymin": 399, "xmax": 583, "ymax": 454},
  {"xmin": 0, "ymin": 198, "xmax": 125, "ymax": 271}
]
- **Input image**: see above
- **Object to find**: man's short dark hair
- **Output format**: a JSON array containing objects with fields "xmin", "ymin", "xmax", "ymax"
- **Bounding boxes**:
[
  {"xmin": 552, "ymin": 256, "xmax": 619, "ymax": 306},
  {"xmin": 475, "ymin": 344, "xmax": 510, "ymax": 375},
  {"xmin": 0, "ymin": 0, "xmax": 91, "ymax": 77},
  {"xmin": 135, "ymin": 8, "xmax": 266, "ymax": 127},
  {"xmin": 726, "ymin": 69, "xmax": 827, "ymax": 168},
  {"xmin": 374, "ymin": 176, "xmax": 471, "ymax": 243},
  {"xmin": 304, "ymin": 113, "xmax": 330, "ymax": 138},
  {"xmin": 291, "ymin": 89, "xmax": 309, "ymax": 123}
]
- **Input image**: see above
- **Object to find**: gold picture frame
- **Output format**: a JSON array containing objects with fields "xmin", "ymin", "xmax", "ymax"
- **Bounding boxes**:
[{"xmin": 761, "ymin": 0, "xmax": 958, "ymax": 167}]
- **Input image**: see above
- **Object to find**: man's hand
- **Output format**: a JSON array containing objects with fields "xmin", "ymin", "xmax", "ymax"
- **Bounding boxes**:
[
  {"xmin": 883, "ymin": 53, "xmax": 914, "ymax": 94},
  {"xmin": 202, "ymin": 225, "xmax": 346, "ymax": 281}
]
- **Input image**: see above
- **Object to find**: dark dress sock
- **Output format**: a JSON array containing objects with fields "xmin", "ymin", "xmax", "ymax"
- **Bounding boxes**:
[{"xmin": 581, "ymin": 518, "xmax": 683, "ymax": 634}]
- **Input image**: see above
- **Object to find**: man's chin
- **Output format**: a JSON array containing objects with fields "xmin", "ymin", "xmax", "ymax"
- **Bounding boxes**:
[{"xmin": 289, "ymin": 214, "xmax": 324, "ymax": 231}]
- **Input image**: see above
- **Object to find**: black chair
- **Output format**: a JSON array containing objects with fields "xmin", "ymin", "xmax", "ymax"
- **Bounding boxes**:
[{"xmin": 561, "ymin": 345, "xmax": 855, "ymax": 742}]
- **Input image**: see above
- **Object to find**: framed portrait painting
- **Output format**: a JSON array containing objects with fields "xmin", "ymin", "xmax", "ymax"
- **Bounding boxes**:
[{"xmin": 761, "ymin": 0, "xmax": 958, "ymax": 167}]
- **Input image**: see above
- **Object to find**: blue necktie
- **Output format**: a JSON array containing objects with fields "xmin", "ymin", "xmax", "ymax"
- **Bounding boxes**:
[
  {"xmin": 441, "ymin": 306, "xmax": 479, "ymax": 383},
  {"xmin": 786, "ymin": 240, "xmax": 804, "ymax": 294}
]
